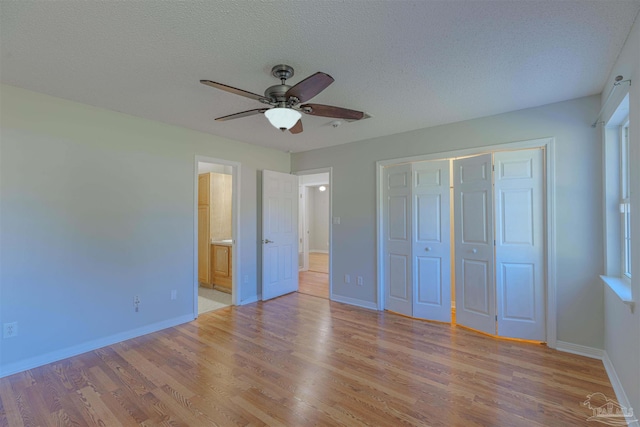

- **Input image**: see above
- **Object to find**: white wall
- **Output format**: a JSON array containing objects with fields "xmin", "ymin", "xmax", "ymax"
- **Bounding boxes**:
[
  {"xmin": 309, "ymin": 187, "xmax": 329, "ymax": 253},
  {"xmin": 0, "ymin": 84, "xmax": 290, "ymax": 376},
  {"xmin": 293, "ymin": 95, "xmax": 604, "ymax": 349},
  {"xmin": 600, "ymin": 16, "xmax": 640, "ymax": 416}
]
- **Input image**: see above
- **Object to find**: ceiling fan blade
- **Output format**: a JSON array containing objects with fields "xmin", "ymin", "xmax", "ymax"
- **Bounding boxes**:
[
  {"xmin": 285, "ymin": 72, "xmax": 334, "ymax": 103},
  {"xmin": 289, "ymin": 119, "xmax": 303, "ymax": 134},
  {"xmin": 201, "ymin": 80, "xmax": 265, "ymax": 102},
  {"xmin": 215, "ymin": 108, "xmax": 269, "ymax": 121},
  {"xmin": 301, "ymin": 104, "xmax": 365, "ymax": 121}
]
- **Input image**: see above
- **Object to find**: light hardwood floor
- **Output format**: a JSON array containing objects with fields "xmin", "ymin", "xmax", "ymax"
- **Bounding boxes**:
[
  {"xmin": 0, "ymin": 293, "xmax": 614, "ymax": 426},
  {"xmin": 298, "ymin": 270, "xmax": 329, "ymax": 299},
  {"xmin": 299, "ymin": 252, "xmax": 329, "ymax": 299},
  {"xmin": 308, "ymin": 252, "xmax": 328, "ymax": 274}
]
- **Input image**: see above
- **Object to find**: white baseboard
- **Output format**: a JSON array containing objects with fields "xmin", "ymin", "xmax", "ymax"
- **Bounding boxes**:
[
  {"xmin": 309, "ymin": 249, "xmax": 329, "ymax": 254},
  {"xmin": 556, "ymin": 340, "xmax": 604, "ymax": 359},
  {"xmin": 331, "ymin": 294, "xmax": 378, "ymax": 310},
  {"xmin": 557, "ymin": 342, "xmax": 638, "ymax": 427},
  {"xmin": 602, "ymin": 351, "xmax": 639, "ymax": 427},
  {"xmin": 0, "ymin": 314, "xmax": 194, "ymax": 379}
]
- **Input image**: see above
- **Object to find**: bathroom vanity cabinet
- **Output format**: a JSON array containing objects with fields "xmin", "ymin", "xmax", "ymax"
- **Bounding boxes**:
[{"xmin": 211, "ymin": 243, "xmax": 232, "ymax": 293}]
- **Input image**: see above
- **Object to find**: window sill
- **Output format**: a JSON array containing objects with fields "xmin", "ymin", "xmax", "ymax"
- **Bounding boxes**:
[{"xmin": 600, "ymin": 275, "xmax": 635, "ymax": 312}]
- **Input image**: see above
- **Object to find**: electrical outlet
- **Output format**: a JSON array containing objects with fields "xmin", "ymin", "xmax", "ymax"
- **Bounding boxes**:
[
  {"xmin": 357, "ymin": 276, "xmax": 363, "ymax": 286},
  {"xmin": 134, "ymin": 296, "xmax": 140, "ymax": 312},
  {"xmin": 244, "ymin": 275, "xmax": 249, "ymax": 284},
  {"xmin": 170, "ymin": 290, "xmax": 177, "ymax": 300},
  {"xmin": 3, "ymin": 322, "xmax": 18, "ymax": 338},
  {"xmin": 344, "ymin": 274, "xmax": 350, "ymax": 284}
]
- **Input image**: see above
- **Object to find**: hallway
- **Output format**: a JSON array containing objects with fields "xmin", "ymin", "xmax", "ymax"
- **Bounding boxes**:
[{"xmin": 299, "ymin": 252, "xmax": 329, "ymax": 299}]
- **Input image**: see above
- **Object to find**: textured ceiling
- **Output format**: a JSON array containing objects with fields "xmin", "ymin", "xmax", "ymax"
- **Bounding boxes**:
[{"xmin": 1, "ymin": 1, "xmax": 639, "ymax": 153}]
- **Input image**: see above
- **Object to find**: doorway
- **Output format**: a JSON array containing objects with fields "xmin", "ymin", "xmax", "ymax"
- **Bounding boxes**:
[
  {"xmin": 377, "ymin": 138, "xmax": 557, "ymax": 345},
  {"xmin": 194, "ymin": 157, "xmax": 240, "ymax": 316},
  {"xmin": 297, "ymin": 169, "xmax": 332, "ymax": 299}
]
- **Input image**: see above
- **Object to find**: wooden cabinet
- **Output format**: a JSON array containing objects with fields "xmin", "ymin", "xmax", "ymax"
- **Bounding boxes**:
[
  {"xmin": 198, "ymin": 205, "xmax": 210, "ymax": 284},
  {"xmin": 211, "ymin": 244, "xmax": 232, "ymax": 293},
  {"xmin": 198, "ymin": 173, "xmax": 210, "ymax": 205},
  {"xmin": 210, "ymin": 173, "xmax": 232, "ymax": 240},
  {"xmin": 198, "ymin": 172, "xmax": 233, "ymax": 288}
]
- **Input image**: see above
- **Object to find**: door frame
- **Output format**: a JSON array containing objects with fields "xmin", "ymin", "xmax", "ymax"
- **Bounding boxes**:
[
  {"xmin": 295, "ymin": 167, "xmax": 333, "ymax": 301},
  {"xmin": 193, "ymin": 156, "xmax": 241, "ymax": 316},
  {"xmin": 375, "ymin": 137, "xmax": 557, "ymax": 348}
]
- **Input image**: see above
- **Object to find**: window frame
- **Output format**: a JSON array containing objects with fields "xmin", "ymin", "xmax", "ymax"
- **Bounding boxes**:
[
  {"xmin": 620, "ymin": 119, "xmax": 631, "ymax": 279},
  {"xmin": 600, "ymin": 94, "xmax": 632, "ymax": 307}
]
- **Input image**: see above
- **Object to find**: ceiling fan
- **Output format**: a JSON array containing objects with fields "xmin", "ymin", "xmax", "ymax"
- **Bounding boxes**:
[{"xmin": 200, "ymin": 64, "xmax": 367, "ymax": 134}]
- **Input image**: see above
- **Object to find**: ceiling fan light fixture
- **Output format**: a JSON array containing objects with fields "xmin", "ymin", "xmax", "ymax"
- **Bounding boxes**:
[{"xmin": 264, "ymin": 108, "xmax": 301, "ymax": 131}]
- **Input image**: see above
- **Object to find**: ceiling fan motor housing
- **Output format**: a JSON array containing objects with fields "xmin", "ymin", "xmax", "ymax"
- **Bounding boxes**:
[
  {"xmin": 266, "ymin": 64, "xmax": 296, "ymax": 105},
  {"xmin": 264, "ymin": 84, "xmax": 291, "ymax": 104}
]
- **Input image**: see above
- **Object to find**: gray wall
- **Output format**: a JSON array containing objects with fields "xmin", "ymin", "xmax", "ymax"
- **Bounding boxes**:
[
  {"xmin": 293, "ymin": 95, "xmax": 604, "ymax": 349},
  {"xmin": 601, "ymin": 16, "xmax": 640, "ymax": 414},
  {"xmin": 0, "ymin": 85, "xmax": 290, "ymax": 375},
  {"xmin": 309, "ymin": 187, "xmax": 329, "ymax": 252}
]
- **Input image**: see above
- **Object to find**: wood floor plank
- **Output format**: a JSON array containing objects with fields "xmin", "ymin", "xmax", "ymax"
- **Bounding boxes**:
[
  {"xmin": 109, "ymin": 387, "xmax": 154, "ymax": 425},
  {"xmin": 308, "ymin": 252, "xmax": 329, "ymax": 274},
  {"xmin": 299, "ymin": 252, "xmax": 329, "ymax": 299},
  {"xmin": 0, "ymin": 293, "xmax": 616, "ymax": 426},
  {"xmin": 230, "ymin": 394, "xmax": 286, "ymax": 427},
  {"xmin": 112, "ymin": 346, "xmax": 195, "ymax": 401},
  {"xmin": 298, "ymin": 271, "xmax": 329, "ymax": 299},
  {"xmin": 0, "ymin": 383, "xmax": 24, "ymax": 427}
]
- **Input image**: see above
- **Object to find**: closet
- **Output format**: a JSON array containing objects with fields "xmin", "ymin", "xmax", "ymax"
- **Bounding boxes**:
[{"xmin": 383, "ymin": 148, "xmax": 545, "ymax": 341}]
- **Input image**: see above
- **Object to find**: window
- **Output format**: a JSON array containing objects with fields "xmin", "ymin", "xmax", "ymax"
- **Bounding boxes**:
[
  {"xmin": 601, "ymin": 94, "xmax": 632, "ymax": 304},
  {"xmin": 620, "ymin": 121, "xmax": 631, "ymax": 278}
]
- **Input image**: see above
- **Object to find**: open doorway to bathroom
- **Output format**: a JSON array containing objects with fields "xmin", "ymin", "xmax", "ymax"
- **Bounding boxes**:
[
  {"xmin": 197, "ymin": 160, "xmax": 234, "ymax": 314},
  {"xmin": 297, "ymin": 171, "xmax": 331, "ymax": 299}
]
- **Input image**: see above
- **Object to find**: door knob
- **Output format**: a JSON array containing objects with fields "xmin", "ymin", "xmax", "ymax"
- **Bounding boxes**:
[
  {"xmin": 425, "ymin": 247, "xmax": 432, "ymax": 252},
  {"xmin": 472, "ymin": 248, "xmax": 477, "ymax": 254},
  {"xmin": 263, "ymin": 239, "xmax": 273, "ymax": 244}
]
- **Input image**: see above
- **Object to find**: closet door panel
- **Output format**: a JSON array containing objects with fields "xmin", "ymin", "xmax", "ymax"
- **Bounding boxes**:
[
  {"xmin": 412, "ymin": 160, "xmax": 451, "ymax": 322},
  {"xmin": 454, "ymin": 154, "xmax": 495, "ymax": 335},
  {"xmin": 495, "ymin": 149, "xmax": 545, "ymax": 341},
  {"xmin": 383, "ymin": 164, "xmax": 413, "ymax": 316}
]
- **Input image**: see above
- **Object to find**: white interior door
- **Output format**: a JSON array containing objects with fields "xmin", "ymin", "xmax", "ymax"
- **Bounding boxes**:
[
  {"xmin": 383, "ymin": 164, "xmax": 412, "ymax": 316},
  {"xmin": 262, "ymin": 170, "xmax": 299, "ymax": 301},
  {"xmin": 494, "ymin": 149, "xmax": 545, "ymax": 341},
  {"xmin": 454, "ymin": 154, "xmax": 495, "ymax": 335},
  {"xmin": 412, "ymin": 160, "xmax": 451, "ymax": 322}
]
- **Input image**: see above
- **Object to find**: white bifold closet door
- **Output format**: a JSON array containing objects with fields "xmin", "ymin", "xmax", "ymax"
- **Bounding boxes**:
[
  {"xmin": 383, "ymin": 164, "xmax": 413, "ymax": 316},
  {"xmin": 412, "ymin": 160, "xmax": 451, "ymax": 322},
  {"xmin": 494, "ymin": 149, "xmax": 545, "ymax": 341},
  {"xmin": 383, "ymin": 161, "xmax": 451, "ymax": 321},
  {"xmin": 384, "ymin": 149, "xmax": 544, "ymax": 341},
  {"xmin": 453, "ymin": 154, "xmax": 496, "ymax": 335},
  {"xmin": 454, "ymin": 149, "xmax": 545, "ymax": 341}
]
